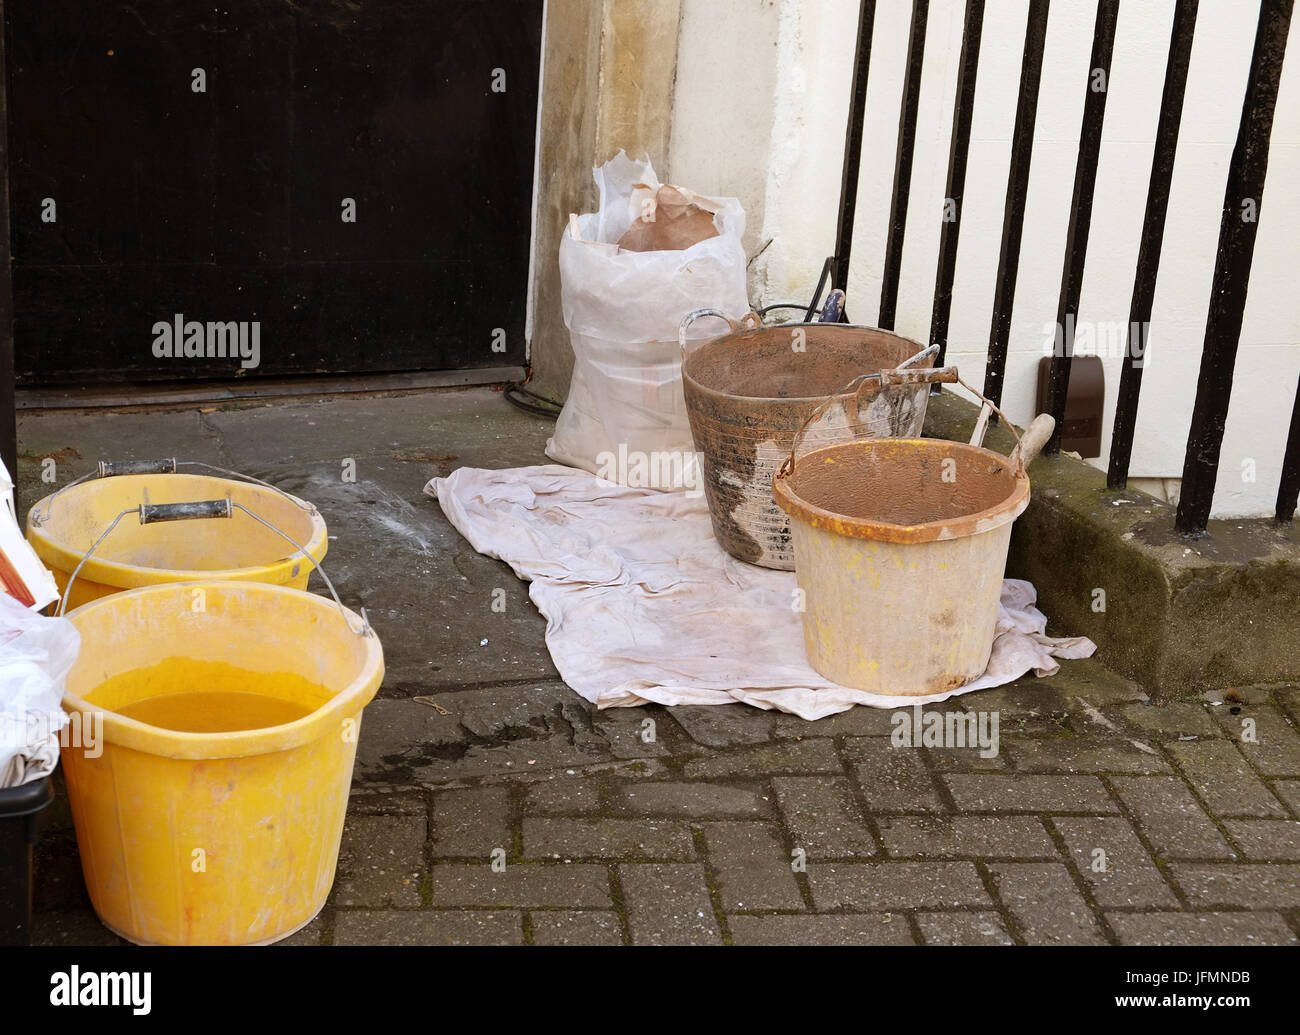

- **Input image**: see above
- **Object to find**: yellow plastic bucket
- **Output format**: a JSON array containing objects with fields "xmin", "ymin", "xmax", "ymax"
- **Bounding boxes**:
[
  {"xmin": 59, "ymin": 580, "xmax": 383, "ymax": 945},
  {"xmin": 26, "ymin": 470, "xmax": 327, "ymax": 611}
]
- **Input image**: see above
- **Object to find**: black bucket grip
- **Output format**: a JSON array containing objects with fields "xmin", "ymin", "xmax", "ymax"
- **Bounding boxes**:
[
  {"xmin": 138, "ymin": 499, "xmax": 233, "ymax": 524},
  {"xmin": 98, "ymin": 458, "xmax": 178, "ymax": 478}
]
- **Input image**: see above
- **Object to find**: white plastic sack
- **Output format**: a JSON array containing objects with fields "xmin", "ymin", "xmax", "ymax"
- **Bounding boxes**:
[
  {"xmin": 546, "ymin": 151, "xmax": 750, "ymax": 491},
  {"xmin": 0, "ymin": 592, "xmax": 80, "ymax": 787}
]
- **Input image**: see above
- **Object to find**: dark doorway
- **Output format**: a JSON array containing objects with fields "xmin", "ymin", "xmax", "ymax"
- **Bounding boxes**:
[{"xmin": 5, "ymin": 0, "xmax": 542, "ymax": 386}]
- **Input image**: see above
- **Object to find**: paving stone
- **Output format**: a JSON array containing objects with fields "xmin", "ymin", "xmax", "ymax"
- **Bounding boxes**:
[
  {"xmin": 680, "ymin": 738, "xmax": 842, "ymax": 779},
  {"xmin": 334, "ymin": 910, "xmax": 523, "ymax": 946},
  {"xmin": 728, "ymin": 914, "xmax": 914, "ymax": 946},
  {"xmin": 1170, "ymin": 864, "xmax": 1300, "ymax": 907},
  {"xmin": 31, "ymin": 827, "xmax": 92, "ymax": 913},
  {"xmin": 877, "ymin": 816, "xmax": 1057, "ymax": 859},
  {"xmin": 1109, "ymin": 776, "xmax": 1235, "ymax": 860},
  {"xmin": 430, "ymin": 863, "xmax": 612, "ymax": 908},
  {"xmin": 1272, "ymin": 780, "xmax": 1300, "ymax": 815},
  {"xmin": 1209, "ymin": 702, "xmax": 1300, "ymax": 777},
  {"xmin": 988, "ymin": 863, "xmax": 1106, "ymax": 945},
  {"xmin": 1222, "ymin": 819, "xmax": 1300, "ymax": 860},
  {"xmin": 1052, "ymin": 657, "xmax": 1150, "ymax": 703},
  {"xmin": 923, "ymin": 745, "xmax": 1008, "ymax": 771},
  {"xmin": 1003, "ymin": 737, "xmax": 1169, "ymax": 774},
  {"xmin": 365, "ymin": 683, "xmax": 614, "ymax": 782},
  {"xmin": 701, "ymin": 822, "xmax": 804, "ymax": 911},
  {"xmin": 618, "ymin": 863, "xmax": 722, "ymax": 945},
  {"xmin": 939, "ymin": 683, "xmax": 1073, "ymax": 736},
  {"xmin": 352, "ymin": 698, "xmax": 468, "ymax": 780},
  {"xmin": 523, "ymin": 817, "xmax": 695, "ymax": 859},
  {"xmin": 772, "ymin": 776, "xmax": 878, "ymax": 858},
  {"xmin": 942, "ymin": 774, "xmax": 1119, "ymax": 813},
  {"xmin": 915, "ymin": 911, "xmax": 1014, "ymax": 946},
  {"xmin": 31, "ymin": 910, "xmax": 125, "ymax": 947},
  {"xmin": 614, "ymin": 781, "xmax": 769, "ymax": 818},
  {"xmin": 526, "ymin": 776, "xmax": 604, "ymax": 814},
  {"xmin": 806, "ymin": 862, "xmax": 989, "ymax": 911},
  {"xmin": 667, "ymin": 705, "xmax": 775, "ymax": 747},
  {"xmin": 276, "ymin": 915, "xmax": 329, "ymax": 946},
  {"xmin": 1277, "ymin": 687, "xmax": 1300, "ymax": 726},
  {"xmin": 845, "ymin": 737, "xmax": 944, "ymax": 812},
  {"xmin": 773, "ymin": 708, "xmax": 897, "ymax": 738},
  {"xmin": 592, "ymin": 709, "xmax": 670, "ymax": 758},
  {"xmin": 528, "ymin": 910, "xmax": 624, "ymax": 946},
  {"xmin": 350, "ymin": 792, "xmax": 429, "ymax": 815},
  {"xmin": 334, "ymin": 814, "xmax": 426, "ymax": 908},
  {"xmin": 431, "ymin": 786, "xmax": 511, "ymax": 857},
  {"xmin": 1166, "ymin": 741, "xmax": 1288, "ymax": 818},
  {"xmin": 1052, "ymin": 816, "xmax": 1179, "ymax": 908},
  {"xmin": 455, "ymin": 684, "xmax": 599, "ymax": 742},
  {"xmin": 1118, "ymin": 702, "xmax": 1220, "ymax": 738},
  {"xmin": 1105, "ymin": 911, "xmax": 1298, "ymax": 946}
]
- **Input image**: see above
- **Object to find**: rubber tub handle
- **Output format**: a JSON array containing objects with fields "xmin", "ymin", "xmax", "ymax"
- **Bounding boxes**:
[{"xmin": 138, "ymin": 499, "xmax": 233, "ymax": 523}]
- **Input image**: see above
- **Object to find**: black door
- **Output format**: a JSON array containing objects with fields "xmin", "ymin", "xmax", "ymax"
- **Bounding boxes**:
[{"xmin": 5, "ymin": 0, "xmax": 542, "ymax": 385}]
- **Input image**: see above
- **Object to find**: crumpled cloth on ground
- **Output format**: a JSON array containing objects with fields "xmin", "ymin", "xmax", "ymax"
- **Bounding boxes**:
[{"xmin": 425, "ymin": 465, "xmax": 1096, "ymax": 719}]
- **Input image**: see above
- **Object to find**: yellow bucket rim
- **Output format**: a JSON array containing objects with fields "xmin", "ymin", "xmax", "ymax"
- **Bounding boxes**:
[
  {"xmin": 26, "ymin": 477, "xmax": 328, "ymax": 590},
  {"xmin": 61, "ymin": 581, "xmax": 384, "ymax": 760}
]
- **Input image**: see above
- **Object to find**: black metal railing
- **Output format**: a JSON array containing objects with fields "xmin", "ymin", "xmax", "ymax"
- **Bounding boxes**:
[{"xmin": 826, "ymin": 0, "xmax": 1298, "ymax": 533}]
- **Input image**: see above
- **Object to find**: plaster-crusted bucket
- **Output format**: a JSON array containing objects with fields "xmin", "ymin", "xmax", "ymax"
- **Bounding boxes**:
[
  {"xmin": 773, "ymin": 391, "xmax": 1056, "ymax": 695},
  {"xmin": 680, "ymin": 310, "xmax": 940, "ymax": 569},
  {"xmin": 59, "ymin": 580, "xmax": 382, "ymax": 946},
  {"xmin": 26, "ymin": 459, "xmax": 326, "ymax": 611}
]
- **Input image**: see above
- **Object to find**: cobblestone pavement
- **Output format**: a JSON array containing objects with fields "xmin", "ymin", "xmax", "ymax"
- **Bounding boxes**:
[{"xmin": 19, "ymin": 390, "xmax": 1300, "ymax": 946}]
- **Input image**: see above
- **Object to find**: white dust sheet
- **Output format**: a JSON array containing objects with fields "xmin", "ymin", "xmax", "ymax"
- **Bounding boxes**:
[{"xmin": 425, "ymin": 465, "xmax": 1096, "ymax": 720}]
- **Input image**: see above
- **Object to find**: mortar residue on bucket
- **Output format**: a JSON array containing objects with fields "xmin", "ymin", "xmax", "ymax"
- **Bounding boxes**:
[
  {"xmin": 683, "ymin": 323, "xmax": 933, "ymax": 569},
  {"xmin": 773, "ymin": 437, "xmax": 1032, "ymax": 695}
]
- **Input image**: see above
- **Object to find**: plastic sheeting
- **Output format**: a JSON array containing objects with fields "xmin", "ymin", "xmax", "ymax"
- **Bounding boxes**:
[
  {"xmin": 426, "ymin": 465, "xmax": 1097, "ymax": 719},
  {"xmin": 0, "ymin": 593, "xmax": 79, "ymax": 787}
]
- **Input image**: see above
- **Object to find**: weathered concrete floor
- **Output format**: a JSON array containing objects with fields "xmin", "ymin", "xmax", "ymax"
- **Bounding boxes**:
[{"xmin": 17, "ymin": 387, "xmax": 1300, "ymax": 946}]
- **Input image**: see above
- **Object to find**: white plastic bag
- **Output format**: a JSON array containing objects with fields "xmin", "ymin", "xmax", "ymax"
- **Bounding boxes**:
[
  {"xmin": 0, "ymin": 592, "xmax": 80, "ymax": 787},
  {"xmin": 546, "ymin": 152, "xmax": 749, "ymax": 491}
]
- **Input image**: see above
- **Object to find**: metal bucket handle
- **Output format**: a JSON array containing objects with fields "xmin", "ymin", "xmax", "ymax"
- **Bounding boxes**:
[
  {"xmin": 956, "ymin": 374, "xmax": 1055, "ymax": 475},
  {"xmin": 776, "ymin": 365, "xmax": 961, "ymax": 480},
  {"xmin": 678, "ymin": 309, "xmax": 762, "ymax": 357},
  {"xmin": 56, "ymin": 498, "xmax": 371, "ymax": 637},
  {"xmin": 776, "ymin": 370, "xmax": 1055, "ymax": 482},
  {"xmin": 31, "ymin": 458, "xmax": 315, "ymax": 528}
]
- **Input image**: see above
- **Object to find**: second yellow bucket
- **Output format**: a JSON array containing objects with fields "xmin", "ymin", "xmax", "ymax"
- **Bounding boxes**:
[
  {"xmin": 59, "ymin": 580, "xmax": 383, "ymax": 946},
  {"xmin": 26, "ymin": 460, "xmax": 327, "ymax": 610}
]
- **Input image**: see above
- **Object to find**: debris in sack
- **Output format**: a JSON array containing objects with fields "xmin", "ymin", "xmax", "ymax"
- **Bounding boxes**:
[{"xmin": 616, "ymin": 184, "xmax": 720, "ymax": 252}]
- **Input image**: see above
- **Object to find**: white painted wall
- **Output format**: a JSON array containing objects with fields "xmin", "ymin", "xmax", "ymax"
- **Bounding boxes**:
[{"xmin": 668, "ymin": 0, "xmax": 1300, "ymax": 518}]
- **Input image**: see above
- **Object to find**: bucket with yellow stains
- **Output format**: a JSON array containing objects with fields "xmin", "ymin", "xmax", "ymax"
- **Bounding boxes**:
[
  {"xmin": 26, "ymin": 461, "xmax": 327, "ymax": 612},
  {"xmin": 59, "ymin": 580, "xmax": 383, "ymax": 945}
]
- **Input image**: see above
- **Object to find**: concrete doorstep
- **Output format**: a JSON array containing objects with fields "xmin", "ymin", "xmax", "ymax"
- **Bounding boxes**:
[{"xmin": 923, "ymin": 392, "xmax": 1300, "ymax": 699}]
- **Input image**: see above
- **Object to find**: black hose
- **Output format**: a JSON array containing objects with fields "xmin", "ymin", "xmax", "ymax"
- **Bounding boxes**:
[{"xmin": 504, "ymin": 381, "xmax": 562, "ymax": 419}]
